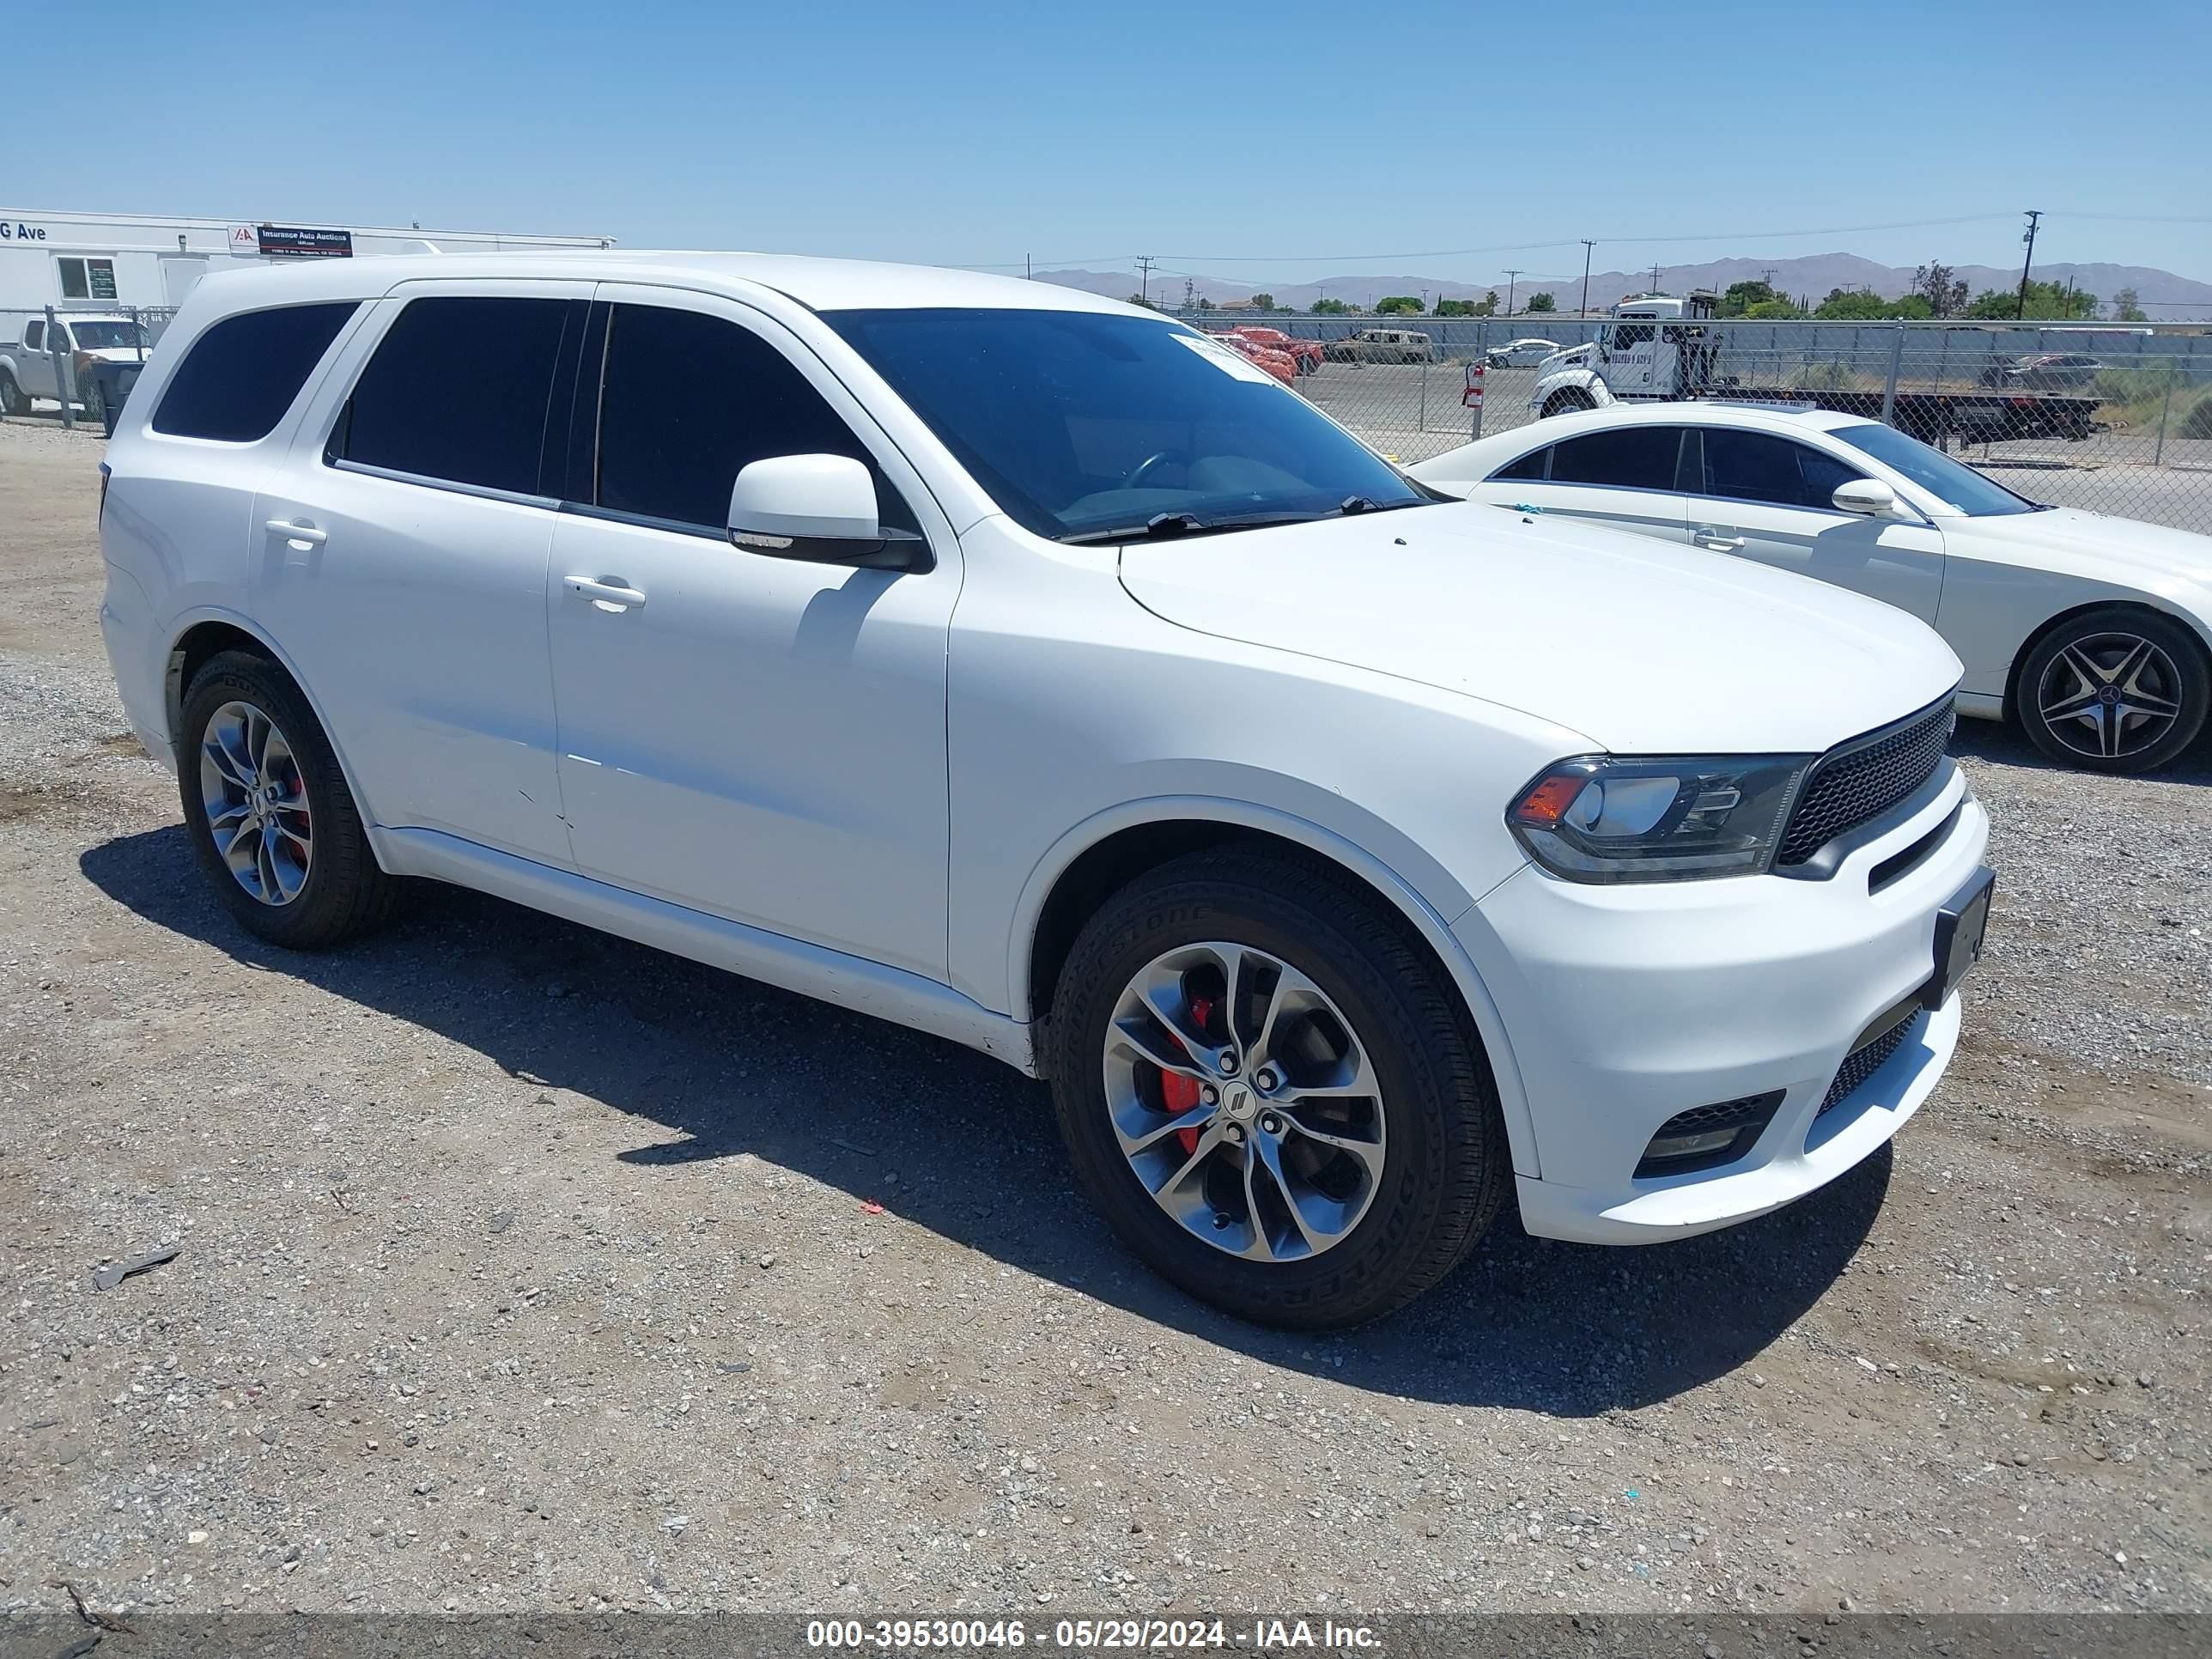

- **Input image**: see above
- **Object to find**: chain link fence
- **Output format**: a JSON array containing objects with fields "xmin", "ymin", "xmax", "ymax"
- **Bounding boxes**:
[
  {"xmin": 7, "ymin": 299, "xmax": 2209, "ymax": 535},
  {"xmin": 1187, "ymin": 314, "xmax": 2212, "ymax": 534},
  {"xmin": 0, "ymin": 305, "xmax": 176, "ymax": 431}
]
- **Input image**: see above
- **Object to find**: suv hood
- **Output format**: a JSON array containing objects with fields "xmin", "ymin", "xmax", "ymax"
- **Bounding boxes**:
[{"xmin": 1118, "ymin": 502, "xmax": 1961, "ymax": 755}]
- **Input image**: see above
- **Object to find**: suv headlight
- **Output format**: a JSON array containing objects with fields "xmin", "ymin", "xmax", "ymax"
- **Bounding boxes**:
[{"xmin": 1508, "ymin": 755, "xmax": 1812, "ymax": 883}]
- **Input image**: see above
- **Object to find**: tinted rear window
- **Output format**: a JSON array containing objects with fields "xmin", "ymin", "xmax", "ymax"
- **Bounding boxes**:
[
  {"xmin": 1547, "ymin": 426, "xmax": 1682, "ymax": 490},
  {"xmin": 331, "ymin": 296, "xmax": 574, "ymax": 495},
  {"xmin": 1491, "ymin": 446, "xmax": 1547, "ymax": 482},
  {"xmin": 151, "ymin": 302, "xmax": 359, "ymax": 442}
]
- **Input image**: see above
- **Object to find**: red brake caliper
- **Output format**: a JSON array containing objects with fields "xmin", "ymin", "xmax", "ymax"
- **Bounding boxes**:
[{"xmin": 1158, "ymin": 994, "xmax": 1215, "ymax": 1155}]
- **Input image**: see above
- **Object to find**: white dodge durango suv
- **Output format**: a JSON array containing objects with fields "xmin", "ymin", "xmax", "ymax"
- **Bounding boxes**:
[{"xmin": 98, "ymin": 252, "xmax": 1994, "ymax": 1328}]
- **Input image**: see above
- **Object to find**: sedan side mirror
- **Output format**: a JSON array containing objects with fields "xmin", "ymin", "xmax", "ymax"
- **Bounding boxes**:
[
  {"xmin": 1832, "ymin": 477, "xmax": 1912, "ymax": 520},
  {"xmin": 728, "ymin": 453, "xmax": 931, "ymax": 572}
]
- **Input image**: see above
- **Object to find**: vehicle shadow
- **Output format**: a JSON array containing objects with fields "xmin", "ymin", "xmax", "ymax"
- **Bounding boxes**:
[
  {"xmin": 1950, "ymin": 718, "xmax": 2212, "ymax": 787},
  {"xmin": 81, "ymin": 824, "xmax": 1886, "ymax": 1415}
]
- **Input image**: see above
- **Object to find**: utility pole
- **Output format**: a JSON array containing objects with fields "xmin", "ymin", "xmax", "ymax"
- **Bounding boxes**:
[
  {"xmin": 2015, "ymin": 210, "xmax": 2041, "ymax": 320},
  {"xmin": 1136, "ymin": 255, "xmax": 1156, "ymax": 307},
  {"xmin": 1024, "ymin": 252, "xmax": 1030, "ymax": 281},
  {"xmin": 1503, "ymin": 269, "xmax": 1521, "ymax": 315},
  {"xmin": 1578, "ymin": 240, "xmax": 1596, "ymax": 318},
  {"xmin": 1649, "ymin": 261, "xmax": 1662, "ymax": 294}
]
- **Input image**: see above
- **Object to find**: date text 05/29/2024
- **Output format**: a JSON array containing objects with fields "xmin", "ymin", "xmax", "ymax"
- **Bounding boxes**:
[{"xmin": 805, "ymin": 1618, "xmax": 1382, "ymax": 1651}]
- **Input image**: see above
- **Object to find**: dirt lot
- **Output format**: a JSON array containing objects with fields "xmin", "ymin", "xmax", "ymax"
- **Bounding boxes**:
[{"xmin": 0, "ymin": 418, "xmax": 2206, "ymax": 1624}]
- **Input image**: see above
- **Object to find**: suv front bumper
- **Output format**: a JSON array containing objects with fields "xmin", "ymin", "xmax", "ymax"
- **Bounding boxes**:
[{"xmin": 1458, "ymin": 764, "xmax": 1990, "ymax": 1244}]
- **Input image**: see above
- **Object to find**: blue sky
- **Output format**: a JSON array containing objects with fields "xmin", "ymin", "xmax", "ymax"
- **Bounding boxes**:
[{"xmin": 31, "ymin": 0, "xmax": 2211, "ymax": 289}]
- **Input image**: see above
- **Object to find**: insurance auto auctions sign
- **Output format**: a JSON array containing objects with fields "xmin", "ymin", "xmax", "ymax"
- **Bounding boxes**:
[{"xmin": 252, "ymin": 225, "xmax": 353, "ymax": 258}]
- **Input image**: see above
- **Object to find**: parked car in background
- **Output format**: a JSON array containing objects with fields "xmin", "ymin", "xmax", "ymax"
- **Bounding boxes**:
[
  {"xmin": 1411, "ymin": 400, "xmax": 2212, "ymax": 773},
  {"xmin": 1325, "ymin": 327, "xmax": 1433, "ymax": 365},
  {"xmin": 1978, "ymin": 353, "xmax": 2103, "ymax": 391},
  {"xmin": 0, "ymin": 312, "xmax": 149, "ymax": 417},
  {"xmin": 1485, "ymin": 337, "xmax": 1562, "ymax": 368},
  {"xmin": 1229, "ymin": 325, "xmax": 1322, "ymax": 375},
  {"xmin": 1206, "ymin": 330, "xmax": 1298, "ymax": 386},
  {"xmin": 101, "ymin": 253, "xmax": 1991, "ymax": 1328}
]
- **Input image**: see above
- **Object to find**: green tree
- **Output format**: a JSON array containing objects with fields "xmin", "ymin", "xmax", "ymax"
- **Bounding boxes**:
[
  {"xmin": 1812, "ymin": 288, "xmax": 1933, "ymax": 320},
  {"xmin": 1251, "ymin": 292, "xmax": 1277, "ymax": 312},
  {"xmin": 1433, "ymin": 298, "xmax": 1474, "ymax": 317},
  {"xmin": 1481, "ymin": 289, "xmax": 1501, "ymax": 315},
  {"xmin": 1965, "ymin": 280, "xmax": 2096, "ymax": 320},
  {"xmin": 1124, "ymin": 293, "xmax": 1157, "ymax": 310},
  {"xmin": 1524, "ymin": 291, "xmax": 1557, "ymax": 313},
  {"xmin": 1194, "ymin": 296, "xmax": 1215, "ymax": 311},
  {"xmin": 2112, "ymin": 287, "xmax": 2147, "ymax": 322},
  {"xmin": 1376, "ymin": 295, "xmax": 1423, "ymax": 314},
  {"xmin": 1911, "ymin": 261, "xmax": 1969, "ymax": 318},
  {"xmin": 1310, "ymin": 296, "xmax": 1352, "ymax": 314},
  {"xmin": 1743, "ymin": 296, "xmax": 1808, "ymax": 319},
  {"xmin": 1716, "ymin": 279, "xmax": 1784, "ymax": 318}
]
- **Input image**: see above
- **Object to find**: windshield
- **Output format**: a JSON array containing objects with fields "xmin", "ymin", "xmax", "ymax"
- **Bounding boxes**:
[
  {"xmin": 825, "ymin": 308, "xmax": 1429, "ymax": 542},
  {"xmin": 64, "ymin": 320, "xmax": 142, "ymax": 350},
  {"xmin": 1828, "ymin": 422, "xmax": 2041, "ymax": 517}
]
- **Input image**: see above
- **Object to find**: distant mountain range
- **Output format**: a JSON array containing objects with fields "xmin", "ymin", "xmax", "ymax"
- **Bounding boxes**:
[{"xmin": 1036, "ymin": 253, "xmax": 2212, "ymax": 319}]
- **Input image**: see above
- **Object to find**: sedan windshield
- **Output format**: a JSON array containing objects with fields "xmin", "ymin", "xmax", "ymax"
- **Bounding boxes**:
[
  {"xmin": 825, "ymin": 308, "xmax": 1430, "ymax": 542},
  {"xmin": 1829, "ymin": 422, "xmax": 2042, "ymax": 517}
]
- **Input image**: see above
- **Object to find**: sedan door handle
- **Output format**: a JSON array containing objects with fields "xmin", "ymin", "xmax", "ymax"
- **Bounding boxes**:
[
  {"xmin": 264, "ymin": 519, "xmax": 327, "ymax": 546},
  {"xmin": 1692, "ymin": 527, "xmax": 1747, "ymax": 550},
  {"xmin": 564, "ymin": 574, "xmax": 647, "ymax": 611}
]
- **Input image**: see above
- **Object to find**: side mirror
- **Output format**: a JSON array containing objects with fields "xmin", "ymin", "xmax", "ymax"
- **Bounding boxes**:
[
  {"xmin": 1831, "ymin": 477, "xmax": 1911, "ymax": 520},
  {"xmin": 727, "ymin": 453, "xmax": 930, "ymax": 572}
]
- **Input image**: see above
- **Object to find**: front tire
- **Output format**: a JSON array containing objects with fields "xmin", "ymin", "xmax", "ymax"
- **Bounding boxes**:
[
  {"xmin": 1542, "ymin": 387, "xmax": 1596, "ymax": 418},
  {"xmin": 178, "ymin": 650, "xmax": 399, "ymax": 948},
  {"xmin": 2014, "ymin": 607, "xmax": 2209, "ymax": 774},
  {"xmin": 1045, "ymin": 849, "xmax": 1508, "ymax": 1330},
  {"xmin": 0, "ymin": 369, "xmax": 25, "ymax": 416}
]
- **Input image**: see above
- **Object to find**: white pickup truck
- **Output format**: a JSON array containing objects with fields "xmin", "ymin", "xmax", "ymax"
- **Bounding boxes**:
[{"xmin": 0, "ymin": 313, "xmax": 149, "ymax": 416}]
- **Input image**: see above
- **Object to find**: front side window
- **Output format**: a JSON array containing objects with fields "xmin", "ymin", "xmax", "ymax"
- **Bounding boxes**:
[
  {"xmin": 152, "ymin": 301, "xmax": 360, "ymax": 443},
  {"xmin": 1547, "ymin": 427, "xmax": 1682, "ymax": 491},
  {"xmin": 1827, "ymin": 420, "xmax": 2039, "ymax": 517},
  {"xmin": 331, "ymin": 296, "xmax": 574, "ymax": 495},
  {"xmin": 591, "ymin": 303, "xmax": 916, "ymax": 534},
  {"xmin": 825, "ymin": 308, "xmax": 1428, "ymax": 542},
  {"xmin": 1698, "ymin": 428, "xmax": 1862, "ymax": 510},
  {"xmin": 58, "ymin": 257, "xmax": 117, "ymax": 301}
]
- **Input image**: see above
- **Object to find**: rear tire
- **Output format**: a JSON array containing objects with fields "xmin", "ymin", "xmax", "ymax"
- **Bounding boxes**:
[
  {"xmin": 178, "ymin": 650, "xmax": 400, "ymax": 949},
  {"xmin": 2014, "ymin": 606, "xmax": 2209, "ymax": 774},
  {"xmin": 1045, "ymin": 849, "xmax": 1508, "ymax": 1330}
]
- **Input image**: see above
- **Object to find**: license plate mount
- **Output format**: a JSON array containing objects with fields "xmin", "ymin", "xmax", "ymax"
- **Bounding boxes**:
[{"xmin": 1923, "ymin": 866, "xmax": 1995, "ymax": 1012}]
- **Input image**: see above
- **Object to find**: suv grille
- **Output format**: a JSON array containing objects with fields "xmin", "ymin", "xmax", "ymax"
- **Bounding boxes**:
[
  {"xmin": 1816, "ymin": 1016, "xmax": 1919, "ymax": 1119},
  {"xmin": 1778, "ymin": 696, "xmax": 1955, "ymax": 868}
]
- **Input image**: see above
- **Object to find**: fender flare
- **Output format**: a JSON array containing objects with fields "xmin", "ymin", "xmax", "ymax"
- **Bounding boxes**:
[
  {"xmin": 1006, "ymin": 794, "xmax": 1541, "ymax": 1180},
  {"xmin": 1531, "ymin": 368, "xmax": 1612, "ymax": 412}
]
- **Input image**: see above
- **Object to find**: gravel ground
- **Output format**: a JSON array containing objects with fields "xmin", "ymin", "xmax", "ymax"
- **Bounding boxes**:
[{"xmin": 0, "ymin": 418, "xmax": 2207, "ymax": 1626}]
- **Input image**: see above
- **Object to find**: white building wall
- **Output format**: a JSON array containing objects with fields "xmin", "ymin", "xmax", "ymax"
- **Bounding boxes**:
[{"xmin": 0, "ymin": 208, "xmax": 612, "ymax": 312}]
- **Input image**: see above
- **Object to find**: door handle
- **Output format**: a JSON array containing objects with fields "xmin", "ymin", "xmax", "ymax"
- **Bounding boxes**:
[
  {"xmin": 264, "ymin": 519, "xmax": 326, "ymax": 546},
  {"xmin": 1692, "ymin": 527, "xmax": 1747, "ymax": 550},
  {"xmin": 564, "ymin": 574, "xmax": 647, "ymax": 611}
]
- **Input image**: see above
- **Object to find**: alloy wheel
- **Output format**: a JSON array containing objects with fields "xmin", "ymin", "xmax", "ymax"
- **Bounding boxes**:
[
  {"xmin": 2034, "ymin": 631, "xmax": 2185, "ymax": 762},
  {"xmin": 197, "ymin": 700, "xmax": 313, "ymax": 906},
  {"xmin": 1101, "ymin": 941, "xmax": 1385, "ymax": 1263}
]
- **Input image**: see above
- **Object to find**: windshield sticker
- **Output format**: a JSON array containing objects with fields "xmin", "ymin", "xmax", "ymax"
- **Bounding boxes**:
[{"xmin": 1173, "ymin": 332, "xmax": 1279, "ymax": 386}]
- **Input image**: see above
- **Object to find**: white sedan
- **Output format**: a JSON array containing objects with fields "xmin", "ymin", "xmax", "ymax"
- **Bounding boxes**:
[
  {"xmin": 1411, "ymin": 402, "xmax": 2212, "ymax": 774},
  {"xmin": 1485, "ymin": 337, "xmax": 1561, "ymax": 368}
]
